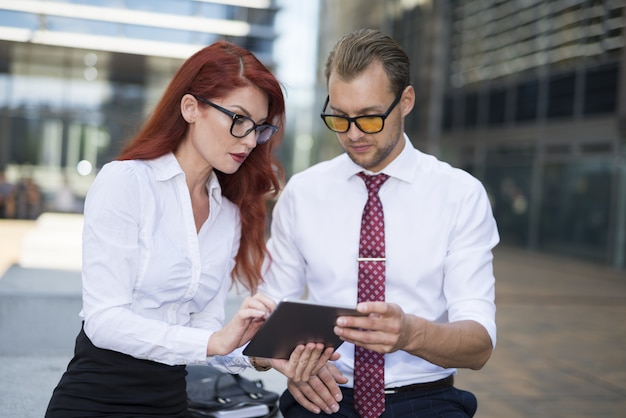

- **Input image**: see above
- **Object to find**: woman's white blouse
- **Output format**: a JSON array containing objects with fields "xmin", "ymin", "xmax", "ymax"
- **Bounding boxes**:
[{"xmin": 80, "ymin": 153, "xmax": 240, "ymax": 366}]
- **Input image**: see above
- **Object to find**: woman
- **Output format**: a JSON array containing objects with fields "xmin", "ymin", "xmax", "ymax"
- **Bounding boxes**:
[{"xmin": 46, "ymin": 41, "xmax": 329, "ymax": 417}]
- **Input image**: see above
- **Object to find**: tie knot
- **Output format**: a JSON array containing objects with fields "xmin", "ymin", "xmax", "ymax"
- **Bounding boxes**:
[{"xmin": 358, "ymin": 172, "xmax": 389, "ymax": 194}]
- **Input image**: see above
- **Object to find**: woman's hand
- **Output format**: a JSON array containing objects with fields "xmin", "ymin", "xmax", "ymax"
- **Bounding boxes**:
[{"xmin": 207, "ymin": 293, "xmax": 275, "ymax": 356}]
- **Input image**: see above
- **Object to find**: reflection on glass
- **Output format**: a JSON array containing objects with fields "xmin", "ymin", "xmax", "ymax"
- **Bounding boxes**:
[
  {"xmin": 0, "ymin": 10, "xmax": 37, "ymax": 29},
  {"xmin": 46, "ymin": 16, "xmax": 118, "ymax": 37},
  {"xmin": 484, "ymin": 163, "xmax": 532, "ymax": 247},
  {"xmin": 539, "ymin": 161, "xmax": 611, "ymax": 260},
  {"xmin": 126, "ymin": 0, "xmax": 192, "ymax": 16}
]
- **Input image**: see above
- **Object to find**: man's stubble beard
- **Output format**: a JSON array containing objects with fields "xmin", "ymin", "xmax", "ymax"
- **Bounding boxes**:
[{"xmin": 344, "ymin": 124, "xmax": 403, "ymax": 171}]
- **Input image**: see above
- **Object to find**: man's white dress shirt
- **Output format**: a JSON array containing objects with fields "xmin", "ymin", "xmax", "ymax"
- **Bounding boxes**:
[{"xmin": 260, "ymin": 135, "xmax": 499, "ymax": 388}]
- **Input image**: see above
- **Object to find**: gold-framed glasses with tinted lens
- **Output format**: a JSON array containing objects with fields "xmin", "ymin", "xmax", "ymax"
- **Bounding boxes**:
[
  {"xmin": 320, "ymin": 92, "xmax": 402, "ymax": 134},
  {"xmin": 192, "ymin": 94, "xmax": 278, "ymax": 144}
]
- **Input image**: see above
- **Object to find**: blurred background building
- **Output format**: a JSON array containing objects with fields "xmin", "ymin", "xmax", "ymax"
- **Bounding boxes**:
[
  {"xmin": 0, "ymin": 0, "xmax": 625, "ymax": 270},
  {"xmin": 315, "ymin": 0, "xmax": 626, "ymax": 270},
  {"xmin": 0, "ymin": 0, "xmax": 281, "ymax": 214}
]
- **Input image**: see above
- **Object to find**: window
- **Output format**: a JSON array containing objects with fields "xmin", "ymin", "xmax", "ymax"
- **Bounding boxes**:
[
  {"xmin": 464, "ymin": 91, "xmax": 479, "ymax": 128},
  {"xmin": 539, "ymin": 160, "xmax": 611, "ymax": 261},
  {"xmin": 547, "ymin": 72, "xmax": 576, "ymax": 118},
  {"xmin": 515, "ymin": 79, "xmax": 539, "ymax": 121},
  {"xmin": 487, "ymin": 88, "xmax": 506, "ymax": 125},
  {"xmin": 584, "ymin": 64, "xmax": 618, "ymax": 115}
]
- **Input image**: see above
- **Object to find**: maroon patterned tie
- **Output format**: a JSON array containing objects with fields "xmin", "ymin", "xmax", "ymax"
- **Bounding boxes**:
[{"xmin": 354, "ymin": 172, "xmax": 389, "ymax": 418}]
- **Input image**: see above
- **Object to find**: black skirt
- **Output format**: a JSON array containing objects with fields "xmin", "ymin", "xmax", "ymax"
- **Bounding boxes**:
[{"xmin": 45, "ymin": 324, "xmax": 189, "ymax": 418}]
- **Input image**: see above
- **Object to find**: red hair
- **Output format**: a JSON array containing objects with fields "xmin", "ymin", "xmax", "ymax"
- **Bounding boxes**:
[{"xmin": 117, "ymin": 41, "xmax": 285, "ymax": 293}]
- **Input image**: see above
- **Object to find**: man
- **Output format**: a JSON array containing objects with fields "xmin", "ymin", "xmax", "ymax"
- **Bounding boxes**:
[{"xmin": 259, "ymin": 28, "xmax": 499, "ymax": 417}]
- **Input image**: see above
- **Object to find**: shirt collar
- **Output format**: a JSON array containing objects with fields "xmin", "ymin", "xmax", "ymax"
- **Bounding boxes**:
[
  {"xmin": 150, "ymin": 152, "xmax": 183, "ymax": 181},
  {"xmin": 148, "ymin": 152, "xmax": 224, "ymax": 207},
  {"xmin": 342, "ymin": 133, "xmax": 416, "ymax": 183}
]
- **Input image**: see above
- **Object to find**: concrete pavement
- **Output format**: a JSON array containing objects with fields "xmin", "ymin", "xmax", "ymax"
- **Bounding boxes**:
[
  {"xmin": 455, "ymin": 248, "xmax": 626, "ymax": 417},
  {"xmin": 1, "ymin": 215, "xmax": 625, "ymax": 417}
]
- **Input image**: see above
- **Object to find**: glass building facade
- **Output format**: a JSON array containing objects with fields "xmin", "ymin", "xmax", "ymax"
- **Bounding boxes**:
[
  {"xmin": 316, "ymin": 0, "xmax": 626, "ymax": 269},
  {"xmin": 0, "ymin": 0, "xmax": 278, "ymax": 214}
]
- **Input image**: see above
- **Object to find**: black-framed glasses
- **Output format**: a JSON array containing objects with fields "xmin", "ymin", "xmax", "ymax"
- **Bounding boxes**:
[
  {"xmin": 320, "ymin": 92, "xmax": 402, "ymax": 134},
  {"xmin": 192, "ymin": 94, "xmax": 278, "ymax": 144}
]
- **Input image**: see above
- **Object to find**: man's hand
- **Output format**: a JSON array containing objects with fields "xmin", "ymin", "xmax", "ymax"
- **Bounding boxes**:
[
  {"xmin": 334, "ymin": 301, "xmax": 410, "ymax": 354},
  {"xmin": 287, "ymin": 362, "xmax": 347, "ymax": 414},
  {"xmin": 335, "ymin": 301, "xmax": 493, "ymax": 369}
]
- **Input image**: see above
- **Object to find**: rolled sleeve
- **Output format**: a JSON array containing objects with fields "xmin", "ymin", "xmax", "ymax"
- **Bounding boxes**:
[{"xmin": 445, "ymin": 181, "xmax": 499, "ymax": 346}]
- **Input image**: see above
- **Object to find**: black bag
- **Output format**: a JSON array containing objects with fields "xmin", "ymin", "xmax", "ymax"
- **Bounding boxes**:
[{"xmin": 186, "ymin": 364, "xmax": 279, "ymax": 418}]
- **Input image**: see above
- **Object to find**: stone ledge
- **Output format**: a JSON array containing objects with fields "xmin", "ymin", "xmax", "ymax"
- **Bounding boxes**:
[{"xmin": 19, "ymin": 212, "xmax": 83, "ymax": 271}]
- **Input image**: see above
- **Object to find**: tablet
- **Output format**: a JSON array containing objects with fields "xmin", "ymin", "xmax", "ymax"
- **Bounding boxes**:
[{"xmin": 242, "ymin": 299, "xmax": 365, "ymax": 359}]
